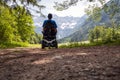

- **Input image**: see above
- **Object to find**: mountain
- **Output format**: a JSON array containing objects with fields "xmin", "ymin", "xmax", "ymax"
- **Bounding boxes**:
[
  {"xmin": 33, "ymin": 15, "xmax": 88, "ymax": 39},
  {"xmin": 59, "ymin": 0, "xmax": 120, "ymax": 43}
]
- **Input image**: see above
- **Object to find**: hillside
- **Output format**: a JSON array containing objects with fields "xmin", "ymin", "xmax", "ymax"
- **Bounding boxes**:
[{"xmin": 60, "ymin": 0, "xmax": 120, "ymax": 43}]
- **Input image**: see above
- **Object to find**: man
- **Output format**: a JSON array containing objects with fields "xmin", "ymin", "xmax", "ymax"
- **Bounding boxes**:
[{"xmin": 42, "ymin": 13, "xmax": 57, "ymax": 36}]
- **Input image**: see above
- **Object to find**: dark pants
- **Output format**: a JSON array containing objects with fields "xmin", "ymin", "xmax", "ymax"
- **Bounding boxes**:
[{"xmin": 42, "ymin": 28, "xmax": 57, "ymax": 36}]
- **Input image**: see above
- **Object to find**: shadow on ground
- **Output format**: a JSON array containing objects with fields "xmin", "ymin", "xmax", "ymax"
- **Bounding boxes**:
[{"xmin": 0, "ymin": 46, "xmax": 120, "ymax": 80}]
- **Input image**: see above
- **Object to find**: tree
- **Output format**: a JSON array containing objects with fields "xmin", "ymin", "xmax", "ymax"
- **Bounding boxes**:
[
  {"xmin": 29, "ymin": 33, "xmax": 42, "ymax": 44},
  {"xmin": 0, "ymin": 6, "xmax": 16, "ymax": 42},
  {"xmin": 0, "ymin": 5, "xmax": 35, "ymax": 43},
  {"xmin": 89, "ymin": 26, "xmax": 103, "ymax": 42},
  {"xmin": 103, "ymin": 0, "xmax": 120, "ymax": 40},
  {"xmin": 94, "ymin": 26, "xmax": 101, "ymax": 41},
  {"xmin": 89, "ymin": 25, "xmax": 120, "ymax": 43},
  {"xmin": 54, "ymin": 0, "xmax": 107, "ymax": 11},
  {"xmin": 89, "ymin": 29, "xmax": 95, "ymax": 42},
  {"xmin": 0, "ymin": 0, "xmax": 45, "ymax": 16},
  {"xmin": 13, "ymin": 6, "xmax": 35, "ymax": 42}
]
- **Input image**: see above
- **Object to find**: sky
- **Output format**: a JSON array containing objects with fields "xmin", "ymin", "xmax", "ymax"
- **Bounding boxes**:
[
  {"xmin": 35, "ymin": 0, "xmax": 110, "ymax": 17},
  {"xmin": 39, "ymin": 0, "xmax": 87, "ymax": 17}
]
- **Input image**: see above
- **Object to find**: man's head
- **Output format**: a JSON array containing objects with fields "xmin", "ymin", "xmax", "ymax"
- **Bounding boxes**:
[{"xmin": 48, "ymin": 13, "xmax": 52, "ymax": 20}]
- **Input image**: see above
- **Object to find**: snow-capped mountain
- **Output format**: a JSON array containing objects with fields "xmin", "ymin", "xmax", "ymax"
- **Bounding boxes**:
[{"xmin": 33, "ymin": 14, "xmax": 88, "ymax": 39}]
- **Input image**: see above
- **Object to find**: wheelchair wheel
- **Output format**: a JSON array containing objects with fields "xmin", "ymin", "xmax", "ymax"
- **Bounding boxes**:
[
  {"xmin": 55, "ymin": 40, "xmax": 58, "ymax": 49},
  {"xmin": 42, "ymin": 41, "xmax": 45, "ymax": 49}
]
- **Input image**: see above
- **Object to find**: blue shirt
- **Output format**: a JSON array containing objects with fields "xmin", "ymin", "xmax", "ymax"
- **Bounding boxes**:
[{"xmin": 42, "ymin": 20, "xmax": 57, "ymax": 28}]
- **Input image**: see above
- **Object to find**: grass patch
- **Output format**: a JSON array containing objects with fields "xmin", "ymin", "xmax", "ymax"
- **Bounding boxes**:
[
  {"xmin": 27, "ymin": 44, "xmax": 41, "ymax": 48},
  {"xmin": 59, "ymin": 40, "xmax": 120, "ymax": 48},
  {"xmin": 0, "ymin": 41, "xmax": 41, "ymax": 49},
  {"xmin": 59, "ymin": 41, "xmax": 91, "ymax": 48},
  {"xmin": 0, "ymin": 40, "xmax": 119, "ymax": 49},
  {"xmin": 0, "ymin": 41, "xmax": 29, "ymax": 49},
  {"xmin": 103, "ymin": 40, "xmax": 120, "ymax": 46}
]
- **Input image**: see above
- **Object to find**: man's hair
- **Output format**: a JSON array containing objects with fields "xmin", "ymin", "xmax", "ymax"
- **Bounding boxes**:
[{"xmin": 48, "ymin": 13, "xmax": 52, "ymax": 20}]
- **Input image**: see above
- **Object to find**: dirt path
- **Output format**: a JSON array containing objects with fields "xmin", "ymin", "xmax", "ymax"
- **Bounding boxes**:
[{"xmin": 0, "ymin": 46, "xmax": 120, "ymax": 80}]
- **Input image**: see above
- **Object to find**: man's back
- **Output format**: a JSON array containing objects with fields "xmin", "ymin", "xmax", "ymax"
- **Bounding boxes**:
[{"xmin": 42, "ymin": 20, "xmax": 57, "ymax": 29}]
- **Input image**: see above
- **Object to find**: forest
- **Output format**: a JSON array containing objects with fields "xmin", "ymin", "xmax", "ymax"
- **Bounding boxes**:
[{"xmin": 0, "ymin": 1, "xmax": 42, "ymax": 48}]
